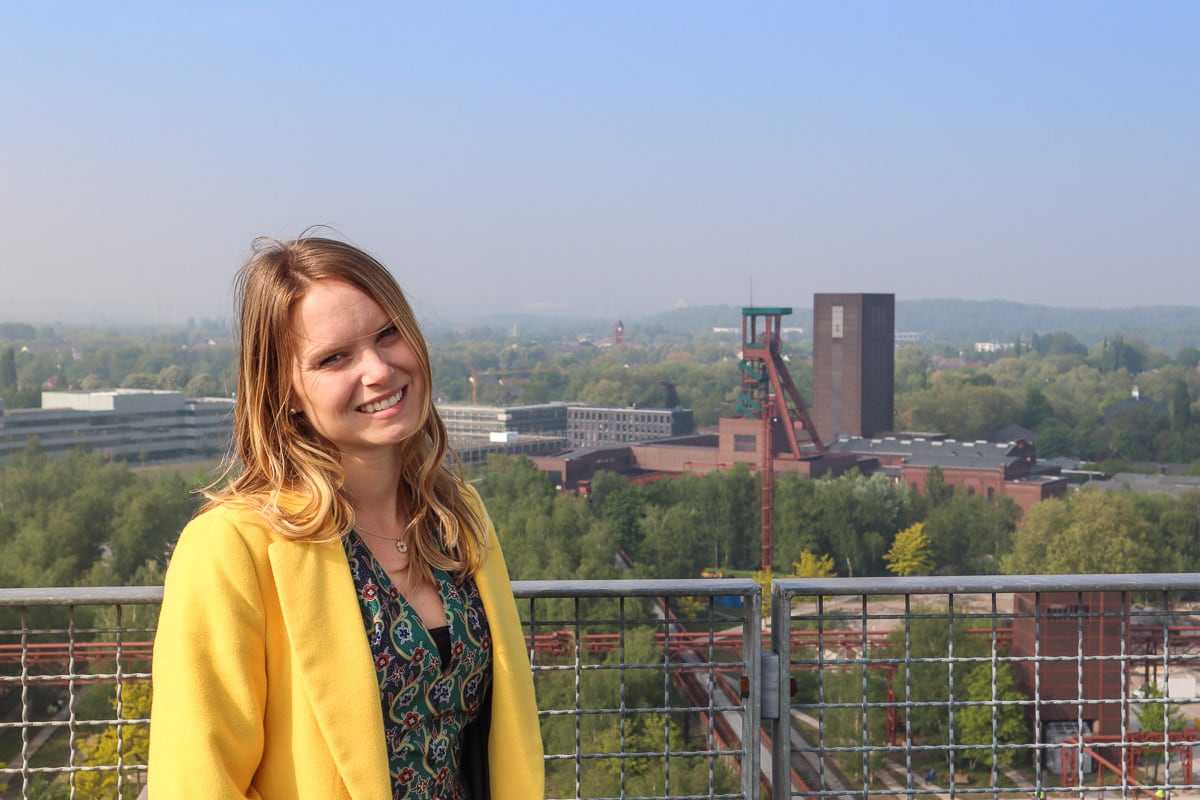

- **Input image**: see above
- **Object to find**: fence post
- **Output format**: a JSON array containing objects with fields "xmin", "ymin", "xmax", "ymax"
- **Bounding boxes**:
[
  {"xmin": 744, "ymin": 585, "xmax": 764, "ymax": 800},
  {"xmin": 770, "ymin": 581, "xmax": 793, "ymax": 800}
]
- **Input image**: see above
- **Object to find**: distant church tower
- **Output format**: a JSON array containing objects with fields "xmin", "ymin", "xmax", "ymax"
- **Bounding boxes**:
[
  {"xmin": 812, "ymin": 294, "xmax": 895, "ymax": 441},
  {"xmin": 614, "ymin": 320, "xmax": 625, "ymax": 346}
]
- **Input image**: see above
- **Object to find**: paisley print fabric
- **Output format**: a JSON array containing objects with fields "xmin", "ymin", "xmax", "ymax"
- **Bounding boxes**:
[{"xmin": 345, "ymin": 531, "xmax": 492, "ymax": 799}]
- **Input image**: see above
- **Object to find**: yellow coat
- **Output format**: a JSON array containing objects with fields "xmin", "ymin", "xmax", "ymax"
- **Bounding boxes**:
[{"xmin": 148, "ymin": 497, "xmax": 544, "ymax": 799}]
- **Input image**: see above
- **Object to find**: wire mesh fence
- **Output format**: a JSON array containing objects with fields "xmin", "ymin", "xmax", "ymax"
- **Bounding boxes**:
[
  {"xmin": 5, "ymin": 576, "xmax": 1200, "ymax": 800},
  {"xmin": 0, "ymin": 587, "xmax": 160, "ymax": 800},
  {"xmin": 772, "ymin": 575, "xmax": 1200, "ymax": 800},
  {"xmin": 517, "ymin": 579, "xmax": 762, "ymax": 800}
]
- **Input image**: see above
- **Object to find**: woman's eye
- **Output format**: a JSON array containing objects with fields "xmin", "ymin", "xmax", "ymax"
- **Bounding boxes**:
[
  {"xmin": 318, "ymin": 352, "xmax": 345, "ymax": 368},
  {"xmin": 378, "ymin": 325, "xmax": 400, "ymax": 341}
]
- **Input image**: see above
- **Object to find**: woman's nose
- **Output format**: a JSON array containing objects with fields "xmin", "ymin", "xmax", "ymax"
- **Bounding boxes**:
[{"xmin": 360, "ymin": 346, "xmax": 395, "ymax": 383}]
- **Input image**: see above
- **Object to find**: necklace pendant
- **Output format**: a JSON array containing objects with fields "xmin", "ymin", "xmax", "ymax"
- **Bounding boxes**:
[{"xmin": 395, "ymin": 539, "xmax": 409, "ymax": 554}]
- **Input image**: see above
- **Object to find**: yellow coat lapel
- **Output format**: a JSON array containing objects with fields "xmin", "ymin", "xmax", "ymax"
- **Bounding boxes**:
[{"xmin": 270, "ymin": 538, "xmax": 392, "ymax": 800}]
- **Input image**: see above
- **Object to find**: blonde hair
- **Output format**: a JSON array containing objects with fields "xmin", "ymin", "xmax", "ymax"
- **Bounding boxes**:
[{"xmin": 206, "ymin": 235, "xmax": 487, "ymax": 580}]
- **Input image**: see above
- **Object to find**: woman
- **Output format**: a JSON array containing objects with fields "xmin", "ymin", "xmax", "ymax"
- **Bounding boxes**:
[{"xmin": 148, "ymin": 236, "xmax": 543, "ymax": 799}]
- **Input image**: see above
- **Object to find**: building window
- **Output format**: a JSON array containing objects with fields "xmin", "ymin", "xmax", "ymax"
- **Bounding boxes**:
[{"xmin": 733, "ymin": 434, "xmax": 756, "ymax": 452}]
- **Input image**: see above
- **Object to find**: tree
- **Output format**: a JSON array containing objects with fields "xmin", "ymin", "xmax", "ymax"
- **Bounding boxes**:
[
  {"xmin": 921, "ymin": 465, "xmax": 953, "ymax": 511},
  {"xmin": 1022, "ymin": 386, "xmax": 1055, "ymax": 429},
  {"xmin": 588, "ymin": 472, "xmax": 644, "ymax": 556},
  {"xmin": 156, "ymin": 364, "xmax": 188, "ymax": 390},
  {"xmin": 0, "ymin": 444, "xmax": 198, "ymax": 591},
  {"xmin": 791, "ymin": 551, "xmax": 836, "ymax": 580},
  {"xmin": 1143, "ymin": 491, "xmax": 1200, "ymax": 572},
  {"xmin": 788, "ymin": 551, "xmax": 836, "ymax": 605},
  {"xmin": 119, "ymin": 372, "xmax": 158, "ymax": 389},
  {"xmin": 1134, "ymin": 681, "xmax": 1186, "ymax": 735},
  {"xmin": 1091, "ymin": 335, "xmax": 1147, "ymax": 374},
  {"xmin": 922, "ymin": 493, "xmax": 1019, "ymax": 575},
  {"xmin": 1170, "ymin": 379, "xmax": 1192, "ymax": 431},
  {"xmin": 801, "ymin": 472, "xmax": 911, "ymax": 577},
  {"xmin": 957, "ymin": 661, "xmax": 1031, "ymax": 769},
  {"xmin": 895, "ymin": 346, "xmax": 931, "ymax": 393},
  {"xmin": 897, "ymin": 380, "xmax": 1019, "ymax": 441},
  {"xmin": 1002, "ymin": 491, "xmax": 1156, "ymax": 575},
  {"xmin": 102, "ymin": 471, "xmax": 198, "ymax": 581},
  {"xmin": 547, "ymin": 628, "xmax": 739, "ymax": 797},
  {"xmin": 883, "ymin": 522, "xmax": 934, "ymax": 576},
  {"xmin": 1133, "ymin": 681, "xmax": 1186, "ymax": 782},
  {"xmin": 1034, "ymin": 331, "xmax": 1087, "ymax": 357},
  {"xmin": 185, "ymin": 372, "xmax": 221, "ymax": 397},
  {"xmin": 1105, "ymin": 403, "xmax": 1168, "ymax": 462},
  {"xmin": 888, "ymin": 610, "xmax": 989, "ymax": 756},
  {"xmin": 74, "ymin": 683, "xmax": 152, "ymax": 798},
  {"xmin": 1176, "ymin": 347, "xmax": 1200, "ymax": 369},
  {"xmin": 0, "ymin": 346, "xmax": 16, "ymax": 389}
]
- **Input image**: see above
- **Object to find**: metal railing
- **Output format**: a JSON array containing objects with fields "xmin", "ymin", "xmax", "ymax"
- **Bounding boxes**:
[
  {"xmin": 771, "ymin": 575, "xmax": 1200, "ymax": 800},
  {"xmin": 0, "ymin": 587, "xmax": 161, "ymax": 800},
  {"xmin": 4, "ymin": 575, "xmax": 1200, "ymax": 800},
  {"xmin": 519, "ymin": 579, "xmax": 762, "ymax": 800}
]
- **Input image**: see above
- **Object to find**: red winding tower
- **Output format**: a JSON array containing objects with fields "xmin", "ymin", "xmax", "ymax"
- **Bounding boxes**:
[{"xmin": 738, "ymin": 307, "xmax": 825, "ymax": 571}]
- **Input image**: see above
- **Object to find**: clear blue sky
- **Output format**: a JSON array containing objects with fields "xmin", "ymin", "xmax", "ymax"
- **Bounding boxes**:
[{"xmin": 2, "ymin": 2, "xmax": 1197, "ymax": 324}]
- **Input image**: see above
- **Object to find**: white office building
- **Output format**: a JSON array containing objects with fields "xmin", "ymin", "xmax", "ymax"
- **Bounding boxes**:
[{"xmin": 0, "ymin": 390, "xmax": 233, "ymax": 464}]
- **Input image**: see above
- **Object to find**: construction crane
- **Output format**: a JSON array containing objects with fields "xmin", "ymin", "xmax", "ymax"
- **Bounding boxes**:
[{"xmin": 468, "ymin": 368, "xmax": 553, "ymax": 404}]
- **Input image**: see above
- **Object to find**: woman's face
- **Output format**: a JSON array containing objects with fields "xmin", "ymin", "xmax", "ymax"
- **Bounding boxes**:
[{"xmin": 289, "ymin": 279, "xmax": 425, "ymax": 460}]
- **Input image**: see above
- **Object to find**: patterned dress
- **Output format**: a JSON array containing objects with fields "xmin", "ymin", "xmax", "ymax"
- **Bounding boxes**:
[{"xmin": 344, "ymin": 531, "xmax": 492, "ymax": 799}]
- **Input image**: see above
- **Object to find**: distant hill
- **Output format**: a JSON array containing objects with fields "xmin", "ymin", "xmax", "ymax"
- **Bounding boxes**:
[
  {"xmin": 630, "ymin": 300, "xmax": 1200, "ymax": 352},
  {"xmin": 894, "ymin": 300, "xmax": 1200, "ymax": 352},
  {"xmin": 402, "ymin": 299, "xmax": 1200, "ymax": 351}
]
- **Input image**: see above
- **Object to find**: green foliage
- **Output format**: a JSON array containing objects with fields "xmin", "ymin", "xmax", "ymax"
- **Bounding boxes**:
[
  {"xmin": 791, "ymin": 551, "xmax": 835, "ymax": 579},
  {"xmin": 1090, "ymin": 334, "xmax": 1148, "ymax": 374},
  {"xmin": 1032, "ymin": 331, "xmax": 1088, "ymax": 357},
  {"xmin": 625, "ymin": 465, "xmax": 760, "ymax": 575},
  {"xmin": 895, "ymin": 346, "xmax": 932, "ymax": 393},
  {"xmin": 73, "ymin": 683, "xmax": 152, "ymax": 799},
  {"xmin": 883, "ymin": 522, "xmax": 934, "ymax": 576},
  {"xmin": 887, "ymin": 609, "xmax": 990, "ymax": 752},
  {"xmin": 1177, "ymin": 347, "xmax": 1200, "ymax": 369},
  {"xmin": 0, "ymin": 443, "xmax": 202, "ymax": 590},
  {"xmin": 534, "ymin": 626, "xmax": 738, "ymax": 797},
  {"xmin": 1133, "ymin": 681, "xmax": 1186, "ymax": 735},
  {"xmin": 956, "ymin": 661, "xmax": 1031, "ymax": 768},
  {"xmin": 475, "ymin": 455, "xmax": 623, "ymax": 584},
  {"xmin": 808, "ymin": 664, "xmax": 891, "ymax": 780},
  {"xmin": 896, "ymin": 377, "xmax": 1020, "ymax": 441},
  {"xmin": 922, "ymin": 493, "xmax": 1019, "ymax": 575},
  {"xmin": 776, "ymin": 471, "xmax": 916, "ymax": 577},
  {"xmin": 1022, "ymin": 386, "xmax": 1055, "ymax": 429},
  {"xmin": 1002, "ymin": 491, "xmax": 1157, "ymax": 575},
  {"xmin": 753, "ymin": 569, "xmax": 773, "ymax": 616},
  {"xmin": 921, "ymin": 466, "xmax": 953, "ymax": 510},
  {"xmin": 0, "ymin": 346, "xmax": 16, "ymax": 389},
  {"xmin": 184, "ymin": 372, "xmax": 223, "ymax": 397},
  {"xmin": 1131, "ymin": 491, "xmax": 1200, "ymax": 572},
  {"xmin": 589, "ymin": 472, "xmax": 645, "ymax": 554}
]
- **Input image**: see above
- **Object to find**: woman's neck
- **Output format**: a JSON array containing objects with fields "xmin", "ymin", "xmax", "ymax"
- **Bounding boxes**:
[{"xmin": 341, "ymin": 451, "xmax": 407, "ymax": 527}]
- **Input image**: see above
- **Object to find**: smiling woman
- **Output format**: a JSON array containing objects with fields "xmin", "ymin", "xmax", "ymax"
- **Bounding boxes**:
[
  {"xmin": 290, "ymin": 279, "xmax": 426, "ymax": 463},
  {"xmin": 147, "ymin": 235, "xmax": 544, "ymax": 799}
]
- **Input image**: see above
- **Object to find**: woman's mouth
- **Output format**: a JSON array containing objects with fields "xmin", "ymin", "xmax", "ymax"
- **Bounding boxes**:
[{"xmin": 357, "ymin": 388, "xmax": 405, "ymax": 413}]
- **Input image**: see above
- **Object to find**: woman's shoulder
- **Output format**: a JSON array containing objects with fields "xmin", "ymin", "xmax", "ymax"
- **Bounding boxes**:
[{"xmin": 178, "ymin": 501, "xmax": 284, "ymax": 551}]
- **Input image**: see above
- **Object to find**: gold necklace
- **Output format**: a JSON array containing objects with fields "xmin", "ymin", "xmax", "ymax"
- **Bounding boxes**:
[{"xmin": 354, "ymin": 524, "xmax": 410, "ymax": 554}]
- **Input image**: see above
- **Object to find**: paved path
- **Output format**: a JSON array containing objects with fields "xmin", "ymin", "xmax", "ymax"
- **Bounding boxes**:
[{"xmin": 1, "ymin": 705, "xmax": 69, "ymax": 797}]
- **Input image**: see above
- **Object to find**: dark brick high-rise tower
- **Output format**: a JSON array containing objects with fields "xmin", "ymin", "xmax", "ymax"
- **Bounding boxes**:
[{"xmin": 812, "ymin": 293, "xmax": 895, "ymax": 442}]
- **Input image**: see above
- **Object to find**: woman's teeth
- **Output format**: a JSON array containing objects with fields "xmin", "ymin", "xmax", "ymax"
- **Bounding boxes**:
[{"xmin": 358, "ymin": 389, "xmax": 404, "ymax": 413}]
